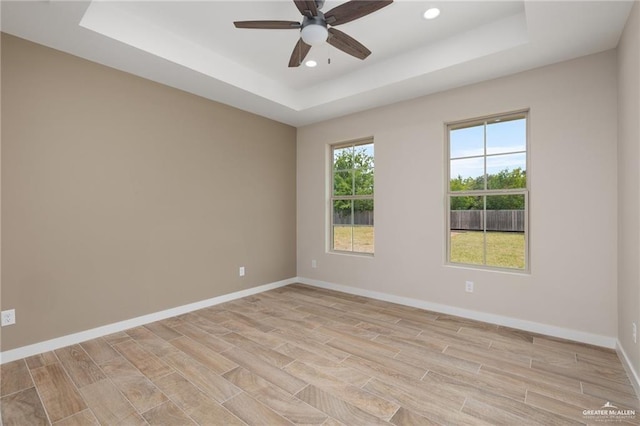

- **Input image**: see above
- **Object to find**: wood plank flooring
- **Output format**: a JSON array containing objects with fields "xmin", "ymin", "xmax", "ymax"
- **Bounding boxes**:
[{"xmin": 1, "ymin": 284, "xmax": 638, "ymax": 425}]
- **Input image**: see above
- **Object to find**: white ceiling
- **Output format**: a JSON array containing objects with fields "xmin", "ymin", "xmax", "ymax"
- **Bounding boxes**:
[{"xmin": 1, "ymin": 1, "xmax": 635, "ymax": 126}]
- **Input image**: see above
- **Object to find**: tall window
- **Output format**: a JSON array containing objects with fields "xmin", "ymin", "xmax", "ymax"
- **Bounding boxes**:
[
  {"xmin": 331, "ymin": 139, "xmax": 374, "ymax": 254},
  {"xmin": 447, "ymin": 111, "xmax": 528, "ymax": 270}
]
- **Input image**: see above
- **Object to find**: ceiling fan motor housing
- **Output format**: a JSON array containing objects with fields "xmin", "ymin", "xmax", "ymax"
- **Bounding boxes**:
[{"xmin": 301, "ymin": 12, "xmax": 326, "ymax": 29}]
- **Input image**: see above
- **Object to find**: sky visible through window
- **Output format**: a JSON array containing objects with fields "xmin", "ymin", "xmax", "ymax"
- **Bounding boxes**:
[
  {"xmin": 333, "ymin": 144, "xmax": 374, "ymax": 166},
  {"xmin": 450, "ymin": 118, "xmax": 526, "ymax": 182}
]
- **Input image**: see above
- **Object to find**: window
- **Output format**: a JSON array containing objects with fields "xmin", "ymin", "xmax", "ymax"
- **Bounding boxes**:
[
  {"xmin": 447, "ymin": 111, "xmax": 528, "ymax": 270},
  {"xmin": 331, "ymin": 139, "xmax": 374, "ymax": 254}
]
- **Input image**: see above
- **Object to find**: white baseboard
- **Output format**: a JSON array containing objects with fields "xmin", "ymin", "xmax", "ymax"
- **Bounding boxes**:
[
  {"xmin": 297, "ymin": 277, "xmax": 617, "ymax": 349},
  {"xmin": 2, "ymin": 276, "xmax": 619, "ymax": 365},
  {"xmin": 616, "ymin": 341, "xmax": 640, "ymax": 400},
  {"xmin": 0, "ymin": 277, "xmax": 296, "ymax": 364}
]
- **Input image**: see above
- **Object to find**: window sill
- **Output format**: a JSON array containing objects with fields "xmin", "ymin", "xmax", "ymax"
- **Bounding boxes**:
[
  {"xmin": 328, "ymin": 250, "xmax": 375, "ymax": 258},
  {"xmin": 444, "ymin": 262, "xmax": 530, "ymax": 276}
]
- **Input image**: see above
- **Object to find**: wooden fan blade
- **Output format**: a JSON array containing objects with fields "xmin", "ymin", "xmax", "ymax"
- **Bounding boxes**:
[
  {"xmin": 325, "ymin": 0, "xmax": 393, "ymax": 26},
  {"xmin": 327, "ymin": 27, "xmax": 370, "ymax": 60},
  {"xmin": 288, "ymin": 38, "xmax": 312, "ymax": 67},
  {"xmin": 234, "ymin": 20, "xmax": 301, "ymax": 29},
  {"xmin": 293, "ymin": 0, "xmax": 318, "ymax": 17}
]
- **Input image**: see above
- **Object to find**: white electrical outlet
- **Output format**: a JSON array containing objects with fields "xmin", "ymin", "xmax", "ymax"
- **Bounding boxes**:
[
  {"xmin": 1, "ymin": 309, "xmax": 16, "ymax": 326},
  {"xmin": 633, "ymin": 322, "xmax": 637, "ymax": 344},
  {"xmin": 465, "ymin": 281, "xmax": 474, "ymax": 293},
  {"xmin": 239, "ymin": 266, "xmax": 245, "ymax": 277},
  {"xmin": 311, "ymin": 260, "xmax": 317, "ymax": 268}
]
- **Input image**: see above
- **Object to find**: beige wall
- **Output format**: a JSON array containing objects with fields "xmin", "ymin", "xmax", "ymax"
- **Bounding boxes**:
[
  {"xmin": 298, "ymin": 50, "xmax": 618, "ymax": 339},
  {"xmin": 1, "ymin": 34, "xmax": 297, "ymax": 350},
  {"xmin": 618, "ymin": 1, "xmax": 640, "ymax": 376}
]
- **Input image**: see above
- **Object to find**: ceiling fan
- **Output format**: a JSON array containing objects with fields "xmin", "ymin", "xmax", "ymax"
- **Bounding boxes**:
[{"xmin": 234, "ymin": 0, "xmax": 393, "ymax": 67}]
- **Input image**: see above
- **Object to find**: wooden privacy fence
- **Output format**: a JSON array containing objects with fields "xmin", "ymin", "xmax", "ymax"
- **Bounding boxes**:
[
  {"xmin": 333, "ymin": 210, "xmax": 522, "ymax": 231},
  {"xmin": 334, "ymin": 211, "xmax": 374, "ymax": 226},
  {"xmin": 451, "ymin": 210, "xmax": 525, "ymax": 232}
]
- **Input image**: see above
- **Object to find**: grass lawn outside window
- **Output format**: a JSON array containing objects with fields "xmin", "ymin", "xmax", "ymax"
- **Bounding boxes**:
[{"xmin": 450, "ymin": 231, "xmax": 525, "ymax": 269}]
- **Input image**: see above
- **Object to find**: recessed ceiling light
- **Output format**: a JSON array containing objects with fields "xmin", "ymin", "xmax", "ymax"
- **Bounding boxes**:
[
  {"xmin": 423, "ymin": 7, "xmax": 440, "ymax": 20},
  {"xmin": 305, "ymin": 60, "xmax": 317, "ymax": 68}
]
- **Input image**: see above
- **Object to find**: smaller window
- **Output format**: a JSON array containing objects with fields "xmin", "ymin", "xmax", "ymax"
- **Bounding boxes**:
[{"xmin": 330, "ymin": 139, "xmax": 374, "ymax": 254}]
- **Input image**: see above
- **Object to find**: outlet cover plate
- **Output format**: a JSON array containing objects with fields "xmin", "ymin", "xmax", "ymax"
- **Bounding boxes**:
[
  {"xmin": 1, "ymin": 309, "xmax": 16, "ymax": 326},
  {"xmin": 465, "ymin": 281, "xmax": 474, "ymax": 293}
]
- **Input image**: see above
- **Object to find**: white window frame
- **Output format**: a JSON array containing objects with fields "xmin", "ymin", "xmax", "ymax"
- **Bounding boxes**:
[
  {"xmin": 329, "ymin": 138, "xmax": 375, "ymax": 255},
  {"xmin": 445, "ymin": 110, "xmax": 529, "ymax": 272}
]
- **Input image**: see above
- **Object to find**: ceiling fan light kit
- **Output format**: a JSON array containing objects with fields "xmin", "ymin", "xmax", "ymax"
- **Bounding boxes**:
[
  {"xmin": 300, "ymin": 16, "xmax": 328, "ymax": 46},
  {"xmin": 234, "ymin": 0, "xmax": 393, "ymax": 67}
]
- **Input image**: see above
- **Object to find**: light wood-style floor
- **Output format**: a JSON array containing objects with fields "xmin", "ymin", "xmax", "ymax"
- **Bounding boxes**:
[{"xmin": 1, "ymin": 284, "xmax": 638, "ymax": 425}]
